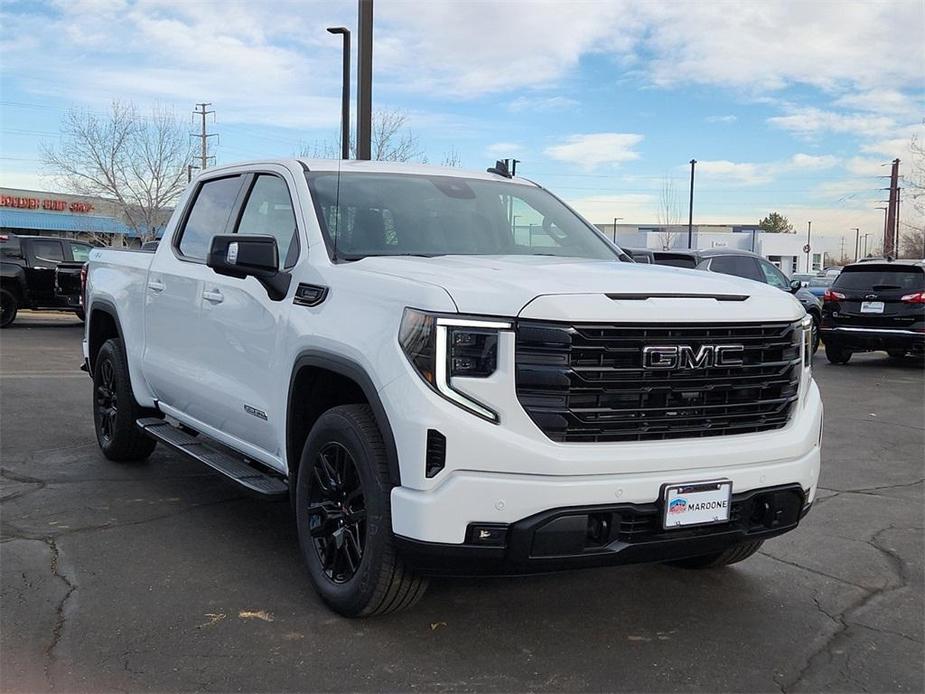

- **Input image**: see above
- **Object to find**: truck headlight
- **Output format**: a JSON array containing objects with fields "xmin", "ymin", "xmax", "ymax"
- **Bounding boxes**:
[
  {"xmin": 800, "ymin": 314, "xmax": 813, "ymax": 372},
  {"xmin": 399, "ymin": 309, "xmax": 512, "ymax": 421}
]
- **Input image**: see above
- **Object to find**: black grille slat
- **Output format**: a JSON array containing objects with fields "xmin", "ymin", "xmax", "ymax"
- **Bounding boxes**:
[{"xmin": 516, "ymin": 321, "xmax": 800, "ymax": 443}]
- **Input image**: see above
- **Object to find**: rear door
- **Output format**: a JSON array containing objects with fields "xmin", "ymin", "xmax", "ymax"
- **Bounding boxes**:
[
  {"xmin": 143, "ymin": 174, "xmax": 245, "ymax": 418},
  {"xmin": 830, "ymin": 264, "xmax": 925, "ymax": 329},
  {"xmin": 24, "ymin": 238, "xmax": 65, "ymax": 305}
]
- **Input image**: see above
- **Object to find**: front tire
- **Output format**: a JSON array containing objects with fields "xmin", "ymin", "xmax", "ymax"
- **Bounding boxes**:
[
  {"xmin": 667, "ymin": 539, "xmax": 764, "ymax": 569},
  {"xmin": 810, "ymin": 314, "xmax": 820, "ymax": 354},
  {"xmin": 0, "ymin": 288, "xmax": 18, "ymax": 328},
  {"xmin": 93, "ymin": 338, "xmax": 157, "ymax": 462},
  {"xmin": 825, "ymin": 341, "xmax": 851, "ymax": 364},
  {"xmin": 296, "ymin": 404, "xmax": 427, "ymax": 617}
]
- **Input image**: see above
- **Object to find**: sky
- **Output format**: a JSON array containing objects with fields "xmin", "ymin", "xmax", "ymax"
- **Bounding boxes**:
[{"xmin": 1, "ymin": 0, "xmax": 923, "ymax": 243}]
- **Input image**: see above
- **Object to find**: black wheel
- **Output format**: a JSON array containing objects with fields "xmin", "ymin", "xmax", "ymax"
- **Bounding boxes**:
[
  {"xmin": 887, "ymin": 349, "xmax": 907, "ymax": 359},
  {"xmin": 0, "ymin": 288, "xmax": 18, "ymax": 328},
  {"xmin": 93, "ymin": 338, "xmax": 157, "ymax": 462},
  {"xmin": 296, "ymin": 404, "xmax": 427, "ymax": 617},
  {"xmin": 667, "ymin": 539, "xmax": 764, "ymax": 569},
  {"xmin": 825, "ymin": 341, "xmax": 851, "ymax": 365}
]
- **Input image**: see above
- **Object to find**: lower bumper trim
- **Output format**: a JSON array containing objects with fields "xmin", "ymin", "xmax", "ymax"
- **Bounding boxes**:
[{"xmin": 396, "ymin": 483, "xmax": 806, "ymax": 576}]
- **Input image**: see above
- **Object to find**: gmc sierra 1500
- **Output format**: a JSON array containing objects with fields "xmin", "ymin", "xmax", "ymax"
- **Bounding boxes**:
[{"xmin": 83, "ymin": 159, "xmax": 822, "ymax": 616}]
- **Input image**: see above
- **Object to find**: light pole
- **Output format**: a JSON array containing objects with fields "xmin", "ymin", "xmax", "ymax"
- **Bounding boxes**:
[
  {"xmin": 852, "ymin": 228, "xmax": 860, "ymax": 262},
  {"xmin": 612, "ymin": 217, "xmax": 623, "ymax": 243},
  {"xmin": 327, "ymin": 27, "xmax": 351, "ymax": 160},
  {"xmin": 862, "ymin": 233, "xmax": 871, "ymax": 257},
  {"xmin": 805, "ymin": 220, "xmax": 812, "ymax": 272},
  {"xmin": 356, "ymin": 0, "xmax": 373, "ymax": 161},
  {"xmin": 687, "ymin": 159, "xmax": 696, "ymax": 248}
]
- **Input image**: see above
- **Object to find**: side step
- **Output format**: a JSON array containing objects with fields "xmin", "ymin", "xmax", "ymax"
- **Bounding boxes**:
[{"xmin": 137, "ymin": 418, "xmax": 288, "ymax": 497}]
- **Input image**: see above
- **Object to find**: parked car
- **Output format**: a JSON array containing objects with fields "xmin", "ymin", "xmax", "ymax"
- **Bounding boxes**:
[
  {"xmin": 649, "ymin": 248, "xmax": 822, "ymax": 352},
  {"xmin": 820, "ymin": 259, "xmax": 924, "ymax": 363},
  {"xmin": 792, "ymin": 273, "xmax": 834, "ymax": 299},
  {"xmin": 83, "ymin": 159, "xmax": 821, "ymax": 616},
  {"xmin": 622, "ymin": 247, "xmax": 654, "ymax": 263},
  {"xmin": 1, "ymin": 234, "xmax": 90, "ymax": 327}
]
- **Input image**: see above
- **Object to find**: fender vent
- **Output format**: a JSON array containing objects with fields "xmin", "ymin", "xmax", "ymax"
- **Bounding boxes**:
[
  {"xmin": 293, "ymin": 283, "xmax": 328, "ymax": 307},
  {"xmin": 425, "ymin": 429, "xmax": 446, "ymax": 478}
]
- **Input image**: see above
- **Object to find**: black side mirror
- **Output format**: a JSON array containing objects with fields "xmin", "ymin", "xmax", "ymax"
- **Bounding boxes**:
[
  {"xmin": 788, "ymin": 279, "xmax": 802, "ymax": 293},
  {"xmin": 207, "ymin": 234, "xmax": 291, "ymax": 301}
]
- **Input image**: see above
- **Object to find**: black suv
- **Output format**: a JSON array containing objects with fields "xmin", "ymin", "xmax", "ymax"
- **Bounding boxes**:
[
  {"xmin": 639, "ymin": 248, "xmax": 823, "ymax": 352},
  {"xmin": 820, "ymin": 260, "xmax": 924, "ymax": 364}
]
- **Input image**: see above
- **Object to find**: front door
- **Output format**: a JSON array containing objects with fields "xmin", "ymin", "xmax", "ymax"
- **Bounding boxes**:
[{"xmin": 194, "ymin": 171, "xmax": 302, "ymax": 464}]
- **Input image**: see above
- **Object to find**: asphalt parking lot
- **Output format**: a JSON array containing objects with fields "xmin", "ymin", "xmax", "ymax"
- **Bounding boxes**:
[{"xmin": 1, "ymin": 311, "xmax": 923, "ymax": 693}]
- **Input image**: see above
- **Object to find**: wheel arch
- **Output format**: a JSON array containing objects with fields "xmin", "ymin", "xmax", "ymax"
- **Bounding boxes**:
[
  {"xmin": 287, "ymin": 350, "xmax": 401, "ymax": 487},
  {"xmin": 87, "ymin": 300, "xmax": 125, "ymax": 370}
]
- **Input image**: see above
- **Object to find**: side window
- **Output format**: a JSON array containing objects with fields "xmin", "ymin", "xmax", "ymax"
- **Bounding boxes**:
[
  {"xmin": 758, "ymin": 260, "xmax": 790, "ymax": 290},
  {"xmin": 70, "ymin": 243, "xmax": 92, "ymax": 262},
  {"xmin": 236, "ymin": 175, "xmax": 298, "ymax": 268},
  {"xmin": 177, "ymin": 176, "xmax": 242, "ymax": 260},
  {"xmin": 708, "ymin": 255, "xmax": 763, "ymax": 282},
  {"xmin": 31, "ymin": 239, "xmax": 65, "ymax": 266}
]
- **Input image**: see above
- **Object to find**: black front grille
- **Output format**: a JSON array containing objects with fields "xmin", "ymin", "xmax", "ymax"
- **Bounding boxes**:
[{"xmin": 515, "ymin": 321, "xmax": 801, "ymax": 443}]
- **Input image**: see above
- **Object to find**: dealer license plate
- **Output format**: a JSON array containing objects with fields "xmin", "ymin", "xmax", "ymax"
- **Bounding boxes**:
[
  {"xmin": 663, "ymin": 480, "xmax": 732, "ymax": 529},
  {"xmin": 861, "ymin": 301, "xmax": 884, "ymax": 313}
]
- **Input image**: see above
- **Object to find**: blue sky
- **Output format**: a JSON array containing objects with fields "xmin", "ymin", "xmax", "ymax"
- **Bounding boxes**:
[{"xmin": 1, "ymin": 0, "xmax": 923, "ymax": 241}]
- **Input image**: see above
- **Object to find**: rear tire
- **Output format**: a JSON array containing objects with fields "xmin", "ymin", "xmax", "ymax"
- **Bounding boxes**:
[
  {"xmin": 667, "ymin": 540, "xmax": 764, "ymax": 569},
  {"xmin": 0, "ymin": 288, "xmax": 18, "ymax": 328},
  {"xmin": 825, "ymin": 341, "xmax": 851, "ymax": 364},
  {"xmin": 93, "ymin": 338, "xmax": 157, "ymax": 462},
  {"xmin": 296, "ymin": 404, "xmax": 427, "ymax": 617}
]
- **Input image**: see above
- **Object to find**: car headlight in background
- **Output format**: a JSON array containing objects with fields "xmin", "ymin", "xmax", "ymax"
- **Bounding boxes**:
[{"xmin": 399, "ymin": 309, "xmax": 512, "ymax": 421}]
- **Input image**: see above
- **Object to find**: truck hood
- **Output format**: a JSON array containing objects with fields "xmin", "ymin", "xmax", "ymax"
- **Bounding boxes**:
[{"xmin": 352, "ymin": 255, "xmax": 804, "ymax": 322}]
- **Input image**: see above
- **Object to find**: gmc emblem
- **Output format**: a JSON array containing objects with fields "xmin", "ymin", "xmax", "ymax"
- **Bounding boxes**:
[{"xmin": 642, "ymin": 344, "xmax": 745, "ymax": 370}]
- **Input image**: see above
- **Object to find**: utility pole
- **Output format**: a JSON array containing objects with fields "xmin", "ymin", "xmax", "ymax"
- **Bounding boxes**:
[
  {"xmin": 805, "ymin": 221, "xmax": 812, "ymax": 273},
  {"xmin": 192, "ymin": 103, "xmax": 216, "ymax": 170},
  {"xmin": 852, "ymin": 228, "xmax": 860, "ymax": 261},
  {"xmin": 895, "ymin": 187, "xmax": 901, "ymax": 257},
  {"xmin": 356, "ymin": 0, "xmax": 374, "ymax": 161},
  {"xmin": 883, "ymin": 158, "xmax": 899, "ymax": 257},
  {"xmin": 687, "ymin": 159, "xmax": 696, "ymax": 249},
  {"xmin": 327, "ymin": 27, "xmax": 351, "ymax": 160}
]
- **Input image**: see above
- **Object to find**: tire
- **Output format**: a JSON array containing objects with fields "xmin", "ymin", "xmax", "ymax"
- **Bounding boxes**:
[
  {"xmin": 295, "ymin": 404, "xmax": 428, "ymax": 617},
  {"xmin": 887, "ymin": 349, "xmax": 907, "ymax": 359},
  {"xmin": 667, "ymin": 539, "xmax": 764, "ymax": 569},
  {"xmin": 0, "ymin": 288, "xmax": 18, "ymax": 328},
  {"xmin": 93, "ymin": 338, "xmax": 157, "ymax": 462},
  {"xmin": 825, "ymin": 341, "xmax": 851, "ymax": 365}
]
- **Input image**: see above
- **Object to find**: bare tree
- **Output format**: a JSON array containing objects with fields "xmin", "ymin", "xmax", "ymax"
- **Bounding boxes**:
[
  {"xmin": 43, "ymin": 101, "xmax": 191, "ymax": 244},
  {"xmin": 441, "ymin": 147, "xmax": 462, "ymax": 168},
  {"xmin": 299, "ymin": 108, "xmax": 426, "ymax": 163},
  {"xmin": 898, "ymin": 132, "xmax": 925, "ymax": 258},
  {"xmin": 657, "ymin": 176, "xmax": 682, "ymax": 249}
]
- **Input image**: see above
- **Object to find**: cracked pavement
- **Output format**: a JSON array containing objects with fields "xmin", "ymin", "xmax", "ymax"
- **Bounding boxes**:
[{"xmin": 1, "ymin": 312, "xmax": 922, "ymax": 692}]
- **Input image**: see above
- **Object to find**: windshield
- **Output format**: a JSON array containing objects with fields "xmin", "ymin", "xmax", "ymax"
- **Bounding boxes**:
[
  {"xmin": 833, "ymin": 265, "xmax": 924, "ymax": 291},
  {"xmin": 305, "ymin": 172, "xmax": 619, "ymax": 261}
]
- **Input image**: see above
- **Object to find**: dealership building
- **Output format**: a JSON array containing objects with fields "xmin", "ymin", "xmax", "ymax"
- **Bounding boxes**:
[
  {"xmin": 0, "ymin": 187, "xmax": 149, "ymax": 247},
  {"xmin": 596, "ymin": 222, "xmax": 851, "ymax": 275}
]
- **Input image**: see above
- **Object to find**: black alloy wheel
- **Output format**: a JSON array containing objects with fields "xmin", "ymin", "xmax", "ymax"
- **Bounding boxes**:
[
  {"xmin": 95, "ymin": 357, "xmax": 118, "ymax": 444},
  {"xmin": 0, "ymin": 289, "xmax": 17, "ymax": 328},
  {"xmin": 307, "ymin": 442, "xmax": 367, "ymax": 584}
]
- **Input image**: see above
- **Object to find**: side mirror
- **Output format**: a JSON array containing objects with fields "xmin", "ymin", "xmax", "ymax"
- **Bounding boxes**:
[
  {"xmin": 788, "ymin": 279, "xmax": 802, "ymax": 293},
  {"xmin": 207, "ymin": 234, "xmax": 291, "ymax": 301}
]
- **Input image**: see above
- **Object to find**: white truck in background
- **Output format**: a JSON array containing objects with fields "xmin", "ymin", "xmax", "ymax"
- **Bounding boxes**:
[{"xmin": 83, "ymin": 159, "xmax": 822, "ymax": 616}]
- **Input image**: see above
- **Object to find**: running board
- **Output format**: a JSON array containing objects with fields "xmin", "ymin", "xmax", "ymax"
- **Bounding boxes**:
[{"xmin": 137, "ymin": 418, "xmax": 288, "ymax": 497}]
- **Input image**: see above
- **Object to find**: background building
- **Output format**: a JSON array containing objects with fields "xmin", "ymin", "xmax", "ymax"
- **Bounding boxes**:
[
  {"xmin": 594, "ymin": 222, "xmax": 855, "ymax": 275},
  {"xmin": 0, "ymin": 188, "xmax": 154, "ymax": 247}
]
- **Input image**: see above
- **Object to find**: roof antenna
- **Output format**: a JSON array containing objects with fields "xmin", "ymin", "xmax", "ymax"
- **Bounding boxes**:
[{"xmin": 487, "ymin": 159, "xmax": 513, "ymax": 178}]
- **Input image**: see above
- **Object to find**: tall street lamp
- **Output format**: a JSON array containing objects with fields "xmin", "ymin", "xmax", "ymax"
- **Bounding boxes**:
[
  {"xmin": 326, "ymin": 27, "xmax": 351, "ymax": 160},
  {"xmin": 687, "ymin": 159, "xmax": 696, "ymax": 248},
  {"xmin": 852, "ymin": 228, "xmax": 860, "ymax": 261},
  {"xmin": 612, "ymin": 217, "xmax": 623, "ymax": 243}
]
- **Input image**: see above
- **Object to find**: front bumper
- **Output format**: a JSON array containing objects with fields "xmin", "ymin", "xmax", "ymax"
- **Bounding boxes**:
[
  {"xmin": 821, "ymin": 326, "xmax": 924, "ymax": 352},
  {"xmin": 396, "ymin": 484, "xmax": 809, "ymax": 576}
]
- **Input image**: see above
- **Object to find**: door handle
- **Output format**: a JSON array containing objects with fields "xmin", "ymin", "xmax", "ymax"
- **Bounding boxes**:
[
  {"xmin": 202, "ymin": 289, "xmax": 224, "ymax": 303},
  {"xmin": 147, "ymin": 279, "xmax": 166, "ymax": 292}
]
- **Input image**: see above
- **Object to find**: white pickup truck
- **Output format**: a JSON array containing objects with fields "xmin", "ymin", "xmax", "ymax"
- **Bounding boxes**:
[{"xmin": 83, "ymin": 159, "xmax": 822, "ymax": 616}]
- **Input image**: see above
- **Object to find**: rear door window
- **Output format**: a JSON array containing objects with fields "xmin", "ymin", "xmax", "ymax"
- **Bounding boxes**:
[
  {"xmin": 653, "ymin": 253, "xmax": 697, "ymax": 268},
  {"xmin": 757, "ymin": 259, "xmax": 790, "ymax": 290},
  {"xmin": 834, "ymin": 265, "xmax": 924, "ymax": 292},
  {"xmin": 30, "ymin": 239, "xmax": 65, "ymax": 267},
  {"xmin": 176, "ymin": 176, "xmax": 243, "ymax": 261},
  {"xmin": 708, "ymin": 255, "xmax": 764, "ymax": 282},
  {"xmin": 69, "ymin": 243, "xmax": 92, "ymax": 262}
]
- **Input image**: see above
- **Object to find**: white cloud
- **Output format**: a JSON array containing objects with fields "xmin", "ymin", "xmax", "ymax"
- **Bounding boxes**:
[
  {"xmin": 833, "ymin": 89, "xmax": 923, "ymax": 117},
  {"xmin": 486, "ymin": 142, "xmax": 523, "ymax": 157},
  {"xmin": 706, "ymin": 115, "xmax": 737, "ymax": 124},
  {"xmin": 695, "ymin": 153, "xmax": 839, "ymax": 185},
  {"xmin": 544, "ymin": 133, "xmax": 643, "ymax": 170},
  {"xmin": 767, "ymin": 107, "xmax": 896, "ymax": 139}
]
